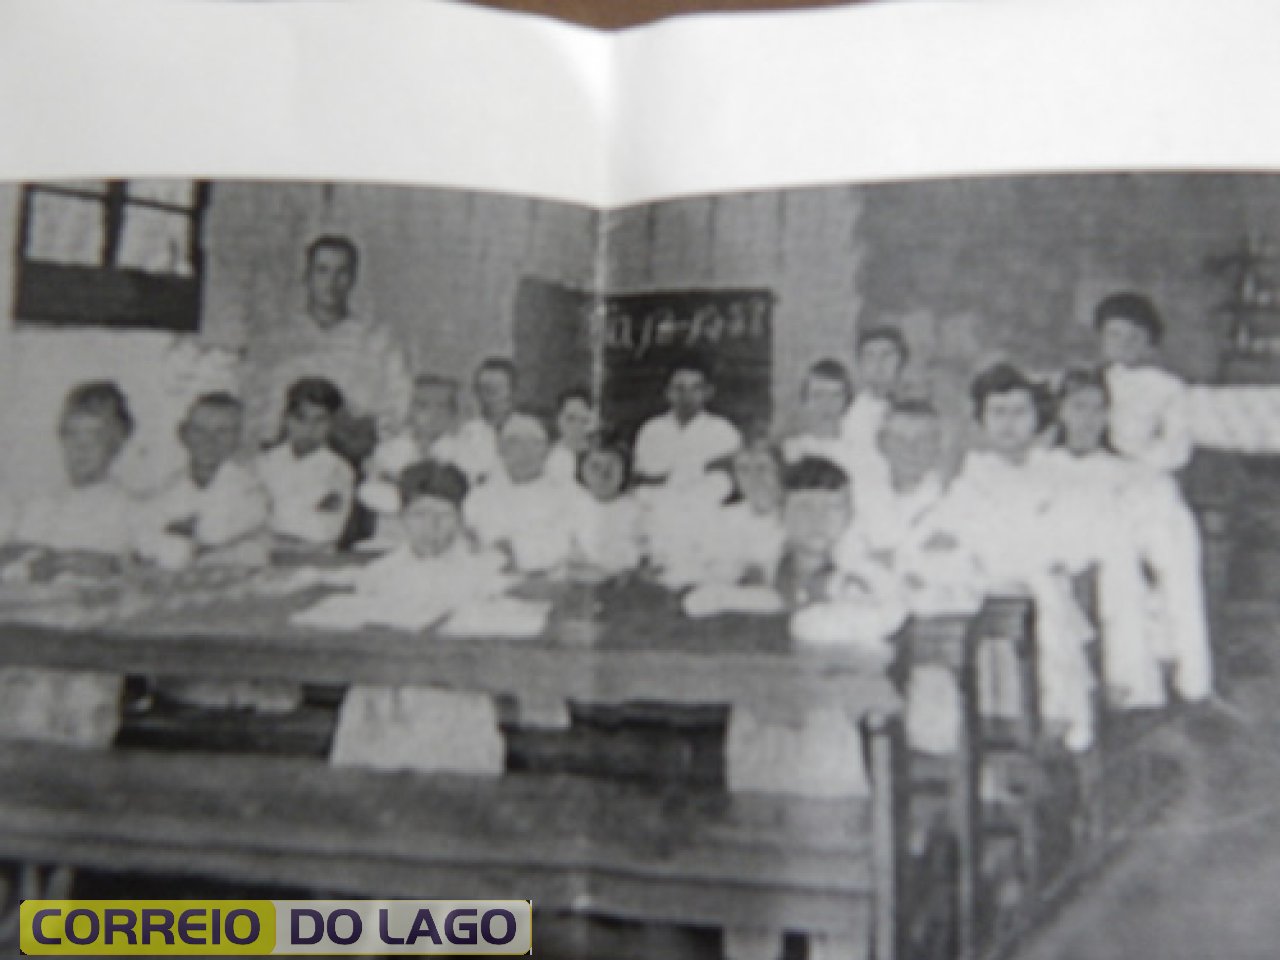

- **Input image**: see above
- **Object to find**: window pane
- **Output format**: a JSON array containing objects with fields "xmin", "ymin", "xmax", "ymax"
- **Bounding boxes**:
[
  {"xmin": 25, "ymin": 192, "xmax": 106, "ymax": 266},
  {"xmin": 126, "ymin": 180, "xmax": 195, "ymax": 208},
  {"xmin": 117, "ymin": 206, "xmax": 194, "ymax": 277}
]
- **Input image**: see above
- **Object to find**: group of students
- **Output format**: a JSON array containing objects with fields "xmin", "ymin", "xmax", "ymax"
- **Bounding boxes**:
[{"xmin": 0, "ymin": 285, "xmax": 1212, "ymax": 765}]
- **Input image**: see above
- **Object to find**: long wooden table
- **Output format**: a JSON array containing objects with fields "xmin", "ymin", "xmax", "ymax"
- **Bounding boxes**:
[{"xmin": 0, "ymin": 569, "xmax": 914, "ymax": 960}]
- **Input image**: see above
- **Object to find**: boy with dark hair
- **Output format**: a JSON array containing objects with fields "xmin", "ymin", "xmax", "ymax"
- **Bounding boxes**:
[
  {"xmin": 257, "ymin": 376, "xmax": 354, "ymax": 548},
  {"xmin": 1094, "ymin": 291, "xmax": 1193, "ymax": 474},
  {"xmin": 633, "ymin": 354, "xmax": 742, "ymax": 488},
  {"xmin": 842, "ymin": 325, "xmax": 910, "ymax": 475}
]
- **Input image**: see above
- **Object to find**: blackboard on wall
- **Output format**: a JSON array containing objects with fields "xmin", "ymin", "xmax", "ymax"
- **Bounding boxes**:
[{"xmin": 513, "ymin": 277, "xmax": 774, "ymax": 446}]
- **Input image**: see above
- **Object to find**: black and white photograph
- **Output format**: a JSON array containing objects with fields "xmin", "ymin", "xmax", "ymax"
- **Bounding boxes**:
[{"xmin": 0, "ymin": 171, "xmax": 1278, "ymax": 960}]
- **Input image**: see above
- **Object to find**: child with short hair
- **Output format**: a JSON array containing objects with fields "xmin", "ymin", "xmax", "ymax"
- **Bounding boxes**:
[
  {"xmin": 0, "ymin": 381, "xmax": 137, "ymax": 747},
  {"xmin": 452, "ymin": 357, "xmax": 518, "ymax": 484},
  {"xmin": 783, "ymin": 358, "xmax": 859, "ymax": 477},
  {"xmin": 632, "ymin": 355, "xmax": 742, "ymax": 489},
  {"xmin": 546, "ymin": 387, "xmax": 597, "ymax": 484},
  {"xmin": 463, "ymin": 413, "xmax": 593, "ymax": 574},
  {"xmin": 319, "ymin": 460, "xmax": 509, "ymax": 773},
  {"xmin": 725, "ymin": 455, "xmax": 905, "ymax": 801},
  {"xmin": 135, "ymin": 391, "xmax": 270, "ymax": 569},
  {"xmin": 357, "ymin": 374, "xmax": 466, "ymax": 538},
  {"xmin": 12, "ymin": 381, "xmax": 136, "ymax": 576},
  {"xmin": 843, "ymin": 398, "xmax": 948, "ymax": 566},
  {"xmin": 1094, "ymin": 292, "xmax": 1194, "ymax": 474},
  {"xmin": 843, "ymin": 326, "xmax": 909, "ymax": 477},
  {"xmin": 702, "ymin": 441, "xmax": 788, "ymax": 588},
  {"xmin": 257, "ymin": 377, "xmax": 354, "ymax": 549}
]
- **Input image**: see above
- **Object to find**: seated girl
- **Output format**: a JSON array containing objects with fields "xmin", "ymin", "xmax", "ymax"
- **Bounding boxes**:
[
  {"xmin": 904, "ymin": 362, "xmax": 1149, "ymax": 750},
  {"xmin": 573, "ymin": 440, "xmax": 644, "ymax": 577},
  {"xmin": 324, "ymin": 460, "xmax": 508, "ymax": 773},
  {"xmin": 0, "ymin": 381, "xmax": 138, "ymax": 747}
]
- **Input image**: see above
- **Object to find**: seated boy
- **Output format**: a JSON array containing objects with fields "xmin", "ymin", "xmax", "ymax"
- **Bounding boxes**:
[
  {"xmin": 725, "ymin": 456, "xmax": 905, "ymax": 800},
  {"xmin": 0, "ymin": 381, "xmax": 137, "ymax": 746},
  {"xmin": 689, "ymin": 440, "xmax": 787, "ymax": 590},
  {"xmin": 10, "ymin": 381, "xmax": 136, "ymax": 579},
  {"xmin": 463, "ymin": 413, "xmax": 593, "ymax": 574},
  {"xmin": 782, "ymin": 358, "xmax": 859, "ymax": 478},
  {"xmin": 546, "ymin": 387, "xmax": 597, "ymax": 484},
  {"xmin": 357, "ymin": 374, "xmax": 465, "ymax": 539},
  {"xmin": 135, "ymin": 391, "xmax": 270, "ymax": 569},
  {"xmin": 257, "ymin": 377, "xmax": 355, "ymax": 550},
  {"xmin": 324, "ymin": 461, "xmax": 509, "ymax": 773},
  {"xmin": 842, "ymin": 326, "xmax": 909, "ymax": 480},
  {"xmin": 632, "ymin": 356, "xmax": 741, "ymax": 489},
  {"xmin": 845, "ymin": 398, "xmax": 948, "ymax": 567},
  {"xmin": 452, "ymin": 357, "xmax": 518, "ymax": 485}
]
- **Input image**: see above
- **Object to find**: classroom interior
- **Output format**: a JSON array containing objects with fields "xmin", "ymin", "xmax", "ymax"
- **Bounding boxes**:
[{"xmin": 1, "ymin": 173, "xmax": 1280, "ymax": 959}]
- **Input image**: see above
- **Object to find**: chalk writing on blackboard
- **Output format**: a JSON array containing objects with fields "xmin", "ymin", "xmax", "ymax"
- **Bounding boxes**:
[{"xmin": 599, "ymin": 295, "xmax": 772, "ymax": 359}]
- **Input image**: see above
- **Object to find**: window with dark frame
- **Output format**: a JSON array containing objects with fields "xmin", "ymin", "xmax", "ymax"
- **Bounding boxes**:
[{"xmin": 14, "ymin": 180, "xmax": 209, "ymax": 332}]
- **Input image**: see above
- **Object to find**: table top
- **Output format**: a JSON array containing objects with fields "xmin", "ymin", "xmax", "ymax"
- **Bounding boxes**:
[{"xmin": 0, "ymin": 565, "xmax": 909, "ymax": 712}]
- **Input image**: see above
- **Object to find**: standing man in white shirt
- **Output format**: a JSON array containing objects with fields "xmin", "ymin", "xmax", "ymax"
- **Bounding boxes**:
[
  {"xmin": 632, "ymin": 355, "xmax": 742, "ymax": 488},
  {"xmin": 246, "ymin": 234, "xmax": 413, "ymax": 460}
]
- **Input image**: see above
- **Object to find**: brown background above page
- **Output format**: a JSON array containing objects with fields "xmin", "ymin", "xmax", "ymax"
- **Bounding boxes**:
[{"xmin": 468, "ymin": 0, "xmax": 862, "ymax": 29}]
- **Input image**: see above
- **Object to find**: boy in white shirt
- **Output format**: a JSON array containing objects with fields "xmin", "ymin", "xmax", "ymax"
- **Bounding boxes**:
[
  {"xmin": 632, "ymin": 356, "xmax": 742, "ymax": 489},
  {"xmin": 726, "ymin": 455, "xmax": 905, "ymax": 802},
  {"xmin": 842, "ymin": 326, "xmax": 909, "ymax": 480},
  {"xmin": 847, "ymin": 398, "xmax": 948, "ymax": 566},
  {"xmin": 1094, "ymin": 292, "xmax": 1193, "ymax": 474},
  {"xmin": 357, "ymin": 374, "xmax": 466, "ymax": 539},
  {"xmin": 12, "ymin": 381, "xmax": 136, "ymax": 578},
  {"xmin": 320, "ymin": 460, "xmax": 509, "ymax": 774},
  {"xmin": 782, "ymin": 358, "xmax": 859, "ymax": 478},
  {"xmin": 1047, "ymin": 366, "xmax": 1212, "ymax": 704},
  {"xmin": 452, "ymin": 358, "xmax": 518, "ymax": 485},
  {"xmin": 257, "ymin": 377, "xmax": 354, "ymax": 550},
  {"xmin": 136, "ymin": 392, "xmax": 269, "ymax": 569},
  {"xmin": 1, "ymin": 381, "xmax": 137, "ymax": 746},
  {"xmin": 546, "ymin": 387, "xmax": 597, "ymax": 484},
  {"xmin": 463, "ymin": 413, "xmax": 593, "ymax": 574},
  {"xmin": 695, "ymin": 441, "xmax": 787, "ymax": 588}
]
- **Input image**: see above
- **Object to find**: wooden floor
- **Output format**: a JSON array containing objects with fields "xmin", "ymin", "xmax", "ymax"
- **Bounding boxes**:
[{"xmin": 1018, "ymin": 604, "xmax": 1280, "ymax": 960}]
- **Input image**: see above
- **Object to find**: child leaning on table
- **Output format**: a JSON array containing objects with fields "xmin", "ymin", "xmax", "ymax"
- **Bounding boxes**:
[
  {"xmin": 0, "ymin": 381, "xmax": 138, "ymax": 747},
  {"xmin": 725, "ymin": 456, "xmax": 906, "ymax": 800},
  {"xmin": 256, "ymin": 376, "xmax": 355, "ymax": 551},
  {"xmin": 326, "ymin": 460, "xmax": 508, "ymax": 773},
  {"xmin": 135, "ymin": 391, "xmax": 270, "ymax": 570}
]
